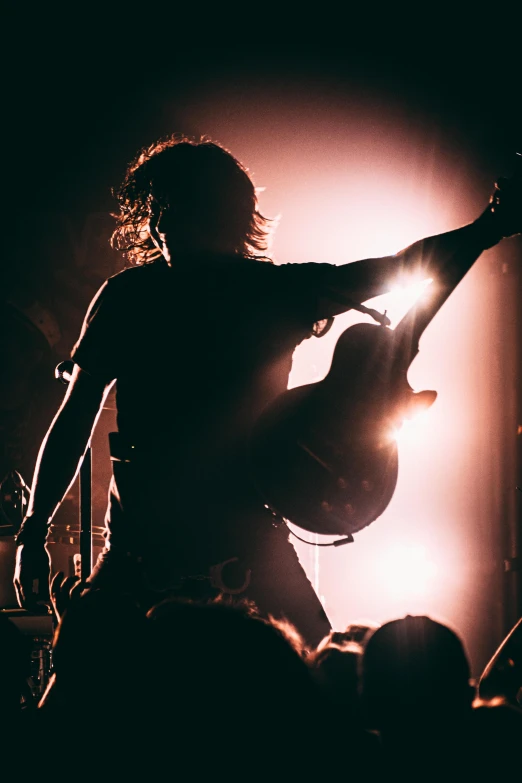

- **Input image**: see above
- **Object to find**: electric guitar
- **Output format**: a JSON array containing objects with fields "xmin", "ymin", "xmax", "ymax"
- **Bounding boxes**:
[{"xmin": 251, "ymin": 155, "xmax": 521, "ymax": 538}]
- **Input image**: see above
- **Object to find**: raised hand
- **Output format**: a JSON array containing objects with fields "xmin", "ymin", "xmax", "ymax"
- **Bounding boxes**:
[{"xmin": 50, "ymin": 570, "xmax": 83, "ymax": 623}]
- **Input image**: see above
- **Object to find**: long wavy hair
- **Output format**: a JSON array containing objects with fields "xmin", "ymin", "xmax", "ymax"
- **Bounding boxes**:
[{"xmin": 111, "ymin": 135, "xmax": 274, "ymax": 265}]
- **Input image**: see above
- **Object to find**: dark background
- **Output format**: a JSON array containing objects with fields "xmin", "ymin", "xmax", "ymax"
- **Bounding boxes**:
[{"xmin": 4, "ymin": 12, "xmax": 521, "ymax": 205}]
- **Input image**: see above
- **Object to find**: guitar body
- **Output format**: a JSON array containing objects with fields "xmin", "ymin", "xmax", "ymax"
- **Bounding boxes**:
[
  {"xmin": 252, "ymin": 153, "xmax": 521, "ymax": 537},
  {"xmin": 251, "ymin": 322, "xmax": 430, "ymax": 536}
]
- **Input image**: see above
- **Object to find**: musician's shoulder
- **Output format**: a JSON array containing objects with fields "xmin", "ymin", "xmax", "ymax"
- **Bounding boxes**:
[
  {"xmin": 264, "ymin": 260, "xmax": 334, "ymax": 272},
  {"xmin": 269, "ymin": 260, "xmax": 335, "ymax": 284},
  {"xmin": 105, "ymin": 261, "xmax": 168, "ymax": 289}
]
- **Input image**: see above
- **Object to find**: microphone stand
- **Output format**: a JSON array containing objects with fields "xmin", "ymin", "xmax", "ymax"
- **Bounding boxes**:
[{"xmin": 55, "ymin": 361, "xmax": 92, "ymax": 583}]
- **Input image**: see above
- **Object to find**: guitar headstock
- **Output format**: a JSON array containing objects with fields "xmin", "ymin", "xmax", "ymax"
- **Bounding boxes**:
[{"xmin": 489, "ymin": 152, "xmax": 522, "ymax": 239}]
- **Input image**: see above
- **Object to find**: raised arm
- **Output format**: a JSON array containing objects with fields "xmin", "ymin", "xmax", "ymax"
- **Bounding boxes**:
[
  {"xmin": 318, "ymin": 177, "xmax": 519, "ymax": 319},
  {"xmin": 13, "ymin": 365, "xmax": 110, "ymax": 610}
]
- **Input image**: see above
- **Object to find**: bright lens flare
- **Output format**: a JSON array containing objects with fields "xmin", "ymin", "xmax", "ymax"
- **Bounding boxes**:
[
  {"xmin": 375, "ymin": 544, "xmax": 438, "ymax": 598},
  {"xmin": 383, "ymin": 277, "xmax": 434, "ymax": 329},
  {"xmin": 392, "ymin": 407, "xmax": 433, "ymax": 445}
]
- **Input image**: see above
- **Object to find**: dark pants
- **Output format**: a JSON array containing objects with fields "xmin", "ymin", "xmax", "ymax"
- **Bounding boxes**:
[{"xmin": 87, "ymin": 444, "xmax": 331, "ymax": 648}]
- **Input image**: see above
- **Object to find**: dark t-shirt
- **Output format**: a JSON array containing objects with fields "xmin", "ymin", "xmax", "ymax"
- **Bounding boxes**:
[
  {"xmin": 71, "ymin": 256, "xmax": 333, "ymax": 566},
  {"xmin": 72, "ymin": 257, "xmax": 332, "ymax": 458}
]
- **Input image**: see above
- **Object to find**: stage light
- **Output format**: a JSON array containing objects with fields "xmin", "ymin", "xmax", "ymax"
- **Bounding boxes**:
[
  {"xmin": 375, "ymin": 543, "xmax": 438, "ymax": 598},
  {"xmin": 184, "ymin": 91, "xmax": 511, "ymax": 671},
  {"xmin": 380, "ymin": 277, "xmax": 434, "ymax": 330}
]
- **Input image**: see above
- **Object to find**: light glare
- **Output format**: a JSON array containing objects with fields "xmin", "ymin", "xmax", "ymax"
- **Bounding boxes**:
[
  {"xmin": 375, "ymin": 544, "xmax": 438, "ymax": 598},
  {"xmin": 381, "ymin": 277, "xmax": 434, "ymax": 330},
  {"xmin": 392, "ymin": 407, "xmax": 433, "ymax": 445}
]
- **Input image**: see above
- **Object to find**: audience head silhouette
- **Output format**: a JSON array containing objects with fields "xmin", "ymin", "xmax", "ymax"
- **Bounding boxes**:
[{"xmin": 362, "ymin": 614, "xmax": 473, "ymax": 731}]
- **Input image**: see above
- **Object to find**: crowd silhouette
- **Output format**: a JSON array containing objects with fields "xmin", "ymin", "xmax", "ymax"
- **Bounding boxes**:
[{"xmin": 1, "ymin": 583, "xmax": 521, "ymax": 780}]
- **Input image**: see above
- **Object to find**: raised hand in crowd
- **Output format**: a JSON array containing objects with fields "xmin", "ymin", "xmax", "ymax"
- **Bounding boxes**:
[{"xmin": 49, "ymin": 570, "xmax": 83, "ymax": 624}]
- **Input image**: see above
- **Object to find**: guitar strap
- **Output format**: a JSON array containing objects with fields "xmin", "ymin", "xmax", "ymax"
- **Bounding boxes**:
[
  {"xmin": 322, "ymin": 285, "xmax": 391, "ymax": 328},
  {"xmin": 350, "ymin": 301, "xmax": 391, "ymax": 327},
  {"xmin": 313, "ymin": 298, "xmax": 390, "ymax": 341}
]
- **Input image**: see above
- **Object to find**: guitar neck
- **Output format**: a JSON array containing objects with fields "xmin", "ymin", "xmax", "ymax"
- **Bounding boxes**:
[{"xmin": 392, "ymin": 222, "xmax": 491, "ymax": 366}]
